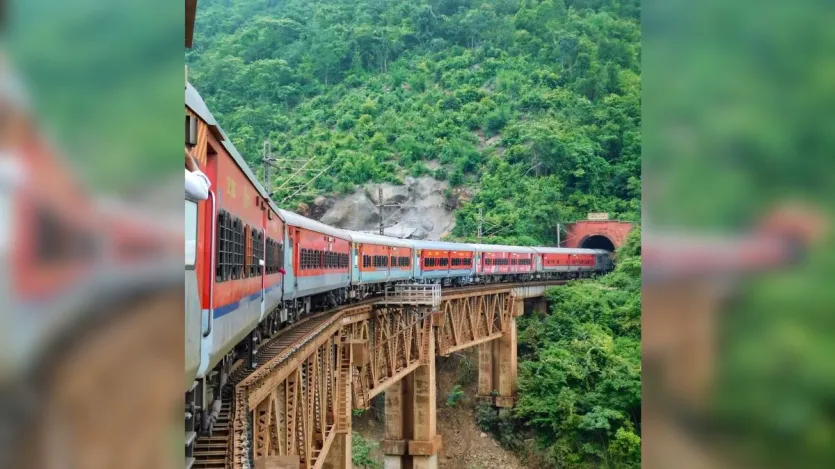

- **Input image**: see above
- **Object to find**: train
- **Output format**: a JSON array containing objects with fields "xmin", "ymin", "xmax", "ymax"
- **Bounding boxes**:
[{"xmin": 184, "ymin": 83, "xmax": 614, "ymax": 438}]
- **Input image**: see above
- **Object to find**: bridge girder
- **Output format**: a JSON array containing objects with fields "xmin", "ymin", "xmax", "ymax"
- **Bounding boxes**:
[{"xmin": 232, "ymin": 284, "xmax": 553, "ymax": 469}]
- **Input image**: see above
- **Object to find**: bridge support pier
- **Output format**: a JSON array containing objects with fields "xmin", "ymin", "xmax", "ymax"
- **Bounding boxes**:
[
  {"xmin": 323, "ymin": 432, "xmax": 351, "ymax": 469},
  {"xmin": 477, "ymin": 316, "xmax": 518, "ymax": 408},
  {"xmin": 382, "ymin": 331, "xmax": 441, "ymax": 469},
  {"xmin": 532, "ymin": 298, "xmax": 548, "ymax": 315}
]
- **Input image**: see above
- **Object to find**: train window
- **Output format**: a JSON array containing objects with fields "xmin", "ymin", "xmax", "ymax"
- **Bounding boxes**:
[
  {"xmin": 233, "ymin": 217, "xmax": 245, "ymax": 279},
  {"xmin": 390, "ymin": 255, "xmax": 396, "ymax": 266},
  {"xmin": 440, "ymin": 258, "xmax": 448, "ymax": 267},
  {"xmin": 185, "ymin": 200, "xmax": 197, "ymax": 268},
  {"xmin": 243, "ymin": 225, "xmax": 251, "ymax": 278},
  {"xmin": 301, "ymin": 248, "xmax": 308, "ymax": 270},
  {"xmin": 251, "ymin": 229, "xmax": 263, "ymax": 276},
  {"xmin": 266, "ymin": 238, "xmax": 273, "ymax": 273},
  {"xmin": 215, "ymin": 211, "xmax": 228, "ymax": 281}
]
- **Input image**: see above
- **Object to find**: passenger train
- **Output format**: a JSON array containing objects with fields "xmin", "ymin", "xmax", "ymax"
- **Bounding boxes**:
[{"xmin": 184, "ymin": 83, "xmax": 614, "ymax": 435}]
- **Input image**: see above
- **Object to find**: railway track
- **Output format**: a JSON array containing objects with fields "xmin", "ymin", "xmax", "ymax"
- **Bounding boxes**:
[{"xmin": 190, "ymin": 279, "xmax": 568, "ymax": 469}]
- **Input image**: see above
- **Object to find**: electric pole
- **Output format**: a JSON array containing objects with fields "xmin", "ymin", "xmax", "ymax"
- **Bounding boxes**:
[
  {"xmin": 262, "ymin": 140, "xmax": 271, "ymax": 193},
  {"xmin": 375, "ymin": 185, "xmax": 413, "ymax": 236},
  {"xmin": 477, "ymin": 207, "xmax": 483, "ymax": 243},
  {"xmin": 378, "ymin": 187, "xmax": 384, "ymax": 235}
]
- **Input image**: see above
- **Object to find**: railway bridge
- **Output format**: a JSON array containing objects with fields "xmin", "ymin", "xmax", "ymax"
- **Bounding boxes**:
[{"xmin": 198, "ymin": 281, "xmax": 557, "ymax": 469}]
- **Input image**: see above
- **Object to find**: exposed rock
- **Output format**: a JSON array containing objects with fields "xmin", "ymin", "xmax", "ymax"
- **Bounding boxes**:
[
  {"xmin": 307, "ymin": 195, "xmax": 334, "ymax": 220},
  {"xmin": 316, "ymin": 176, "xmax": 457, "ymax": 240}
]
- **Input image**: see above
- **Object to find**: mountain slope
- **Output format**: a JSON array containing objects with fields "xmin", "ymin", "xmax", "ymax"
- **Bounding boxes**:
[{"xmin": 186, "ymin": 0, "xmax": 640, "ymax": 245}]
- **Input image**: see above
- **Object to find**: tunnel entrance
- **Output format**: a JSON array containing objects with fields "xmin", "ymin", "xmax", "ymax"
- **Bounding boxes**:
[{"xmin": 580, "ymin": 235, "xmax": 615, "ymax": 251}]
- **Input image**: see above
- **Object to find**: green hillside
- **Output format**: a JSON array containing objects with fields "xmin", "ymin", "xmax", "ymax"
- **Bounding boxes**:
[{"xmin": 186, "ymin": 0, "xmax": 640, "ymax": 245}]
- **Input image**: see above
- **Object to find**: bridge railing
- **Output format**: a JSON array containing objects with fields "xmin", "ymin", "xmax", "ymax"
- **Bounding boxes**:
[{"xmin": 381, "ymin": 283, "xmax": 441, "ymax": 307}]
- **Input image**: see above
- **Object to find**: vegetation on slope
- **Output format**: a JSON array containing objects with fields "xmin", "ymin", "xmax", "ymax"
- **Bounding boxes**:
[
  {"xmin": 187, "ymin": 0, "xmax": 640, "ymax": 245},
  {"xmin": 478, "ymin": 227, "xmax": 641, "ymax": 468}
]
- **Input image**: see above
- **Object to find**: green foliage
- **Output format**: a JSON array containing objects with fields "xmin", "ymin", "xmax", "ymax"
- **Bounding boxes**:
[
  {"xmin": 351, "ymin": 432, "xmax": 382, "ymax": 469},
  {"xmin": 455, "ymin": 352, "xmax": 477, "ymax": 386},
  {"xmin": 478, "ymin": 237, "xmax": 642, "ymax": 468},
  {"xmin": 446, "ymin": 384, "xmax": 466, "ymax": 408},
  {"xmin": 187, "ymin": 0, "xmax": 640, "ymax": 226}
]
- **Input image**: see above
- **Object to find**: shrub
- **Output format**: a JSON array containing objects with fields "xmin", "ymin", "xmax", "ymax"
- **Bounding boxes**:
[
  {"xmin": 352, "ymin": 433, "xmax": 382, "ymax": 469},
  {"xmin": 446, "ymin": 384, "xmax": 465, "ymax": 407}
]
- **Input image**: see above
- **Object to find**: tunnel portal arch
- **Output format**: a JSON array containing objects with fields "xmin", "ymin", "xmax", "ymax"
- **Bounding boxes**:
[{"xmin": 579, "ymin": 235, "xmax": 616, "ymax": 251}]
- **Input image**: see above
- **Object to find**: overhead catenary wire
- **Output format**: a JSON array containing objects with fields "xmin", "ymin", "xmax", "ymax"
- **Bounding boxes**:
[
  {"xmin": 270, "ymin": 156, "xmax": 318, "ymax": 195},
  {"xmin": 280, "ymin": 165, "xmax": 332, "ymax": 204}
]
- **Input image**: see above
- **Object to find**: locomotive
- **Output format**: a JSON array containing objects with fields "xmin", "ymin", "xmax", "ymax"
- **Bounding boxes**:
[{"xmin": 184, "ymin": 83, "xmax": 613, "ymax": 438}]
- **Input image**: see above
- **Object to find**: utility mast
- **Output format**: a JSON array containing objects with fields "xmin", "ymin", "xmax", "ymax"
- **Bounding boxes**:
[
  {"xmin": 376, "ymin": 185, "xmax": 412, "ymax": 236},
  {"xmin": 262, "ymin": 140, "xmax": 271, "ymax": 193},
  {"xmin": 378, "ymin": 187, "xmax": 384, "ymax": 235},
  {"xmin": 477, "ymin": 207, "xmax": 483, "ymax": 243}
]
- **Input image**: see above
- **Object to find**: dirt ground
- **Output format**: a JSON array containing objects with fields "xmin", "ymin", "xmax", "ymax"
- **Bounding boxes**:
[{"xmin": 352, "ymin": 350, "xmax": 528, "ymax": 469}]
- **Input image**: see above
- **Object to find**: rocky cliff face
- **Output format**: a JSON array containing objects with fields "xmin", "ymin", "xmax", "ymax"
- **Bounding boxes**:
[{"xmin": 298, "ymin": 176, "xmax": 472, "ymax": 240}]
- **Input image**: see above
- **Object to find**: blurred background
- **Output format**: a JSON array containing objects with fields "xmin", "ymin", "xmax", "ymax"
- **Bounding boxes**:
[
  {"xmin": 1, "ymin": 0, "xmax": 834, "ymax": 467},
  {"xmin": 0, "ymin": 1, "xmax": 182, "ymax": 468},
  {"xmin": 643, "ymin": 0, "xmax": 835, "ymax": 467}
]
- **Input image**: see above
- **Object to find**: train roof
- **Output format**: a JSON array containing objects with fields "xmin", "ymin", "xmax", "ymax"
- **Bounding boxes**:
[
  {"xmin": 469, "ymin": 243, "xmax": 538, "ymax": 254},
  {"xmin": 186, "ymin": 83, "xmax": 284, "ymax": 218},
  {"xmin": 410, "ymin": 240, "xmax": 476, "ymax": 252},
  {"xmin": 279, "ymin": 209, "xmax": 351, "ymax": 240},
  {"xmin": 344, "ymin": 231, "xmax": 415, "ymax": 248},
  {"xmin": 531, "ymin": 247, "xmax": 607, "ymax": 255}
]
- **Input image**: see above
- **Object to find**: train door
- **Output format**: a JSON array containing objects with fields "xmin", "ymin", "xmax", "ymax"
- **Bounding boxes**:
[
  {"xmin": 294, "ymin": 227, "xmax": 301, "ymax": 291},
  {"xmin": 259, "ymin": 208, "xmax": 266, "ymax": 321}
]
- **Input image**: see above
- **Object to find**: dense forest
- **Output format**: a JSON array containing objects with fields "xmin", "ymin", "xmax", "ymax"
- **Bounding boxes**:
[
  {"xmin": 188, "ymin": 1, "xmax": 641, "ymax": 467},
  {"xmin": 187, "ymin": 0, "xmax": 641, "ymax": 246},
  {"xmin": 478, "ymin": 228, "xmax": 641, "ymax": 468}
]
